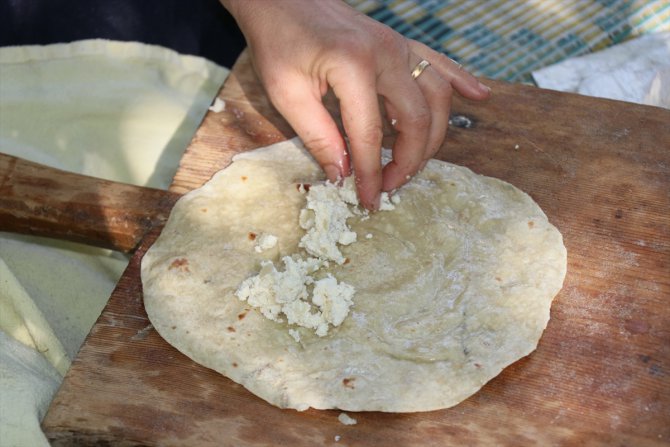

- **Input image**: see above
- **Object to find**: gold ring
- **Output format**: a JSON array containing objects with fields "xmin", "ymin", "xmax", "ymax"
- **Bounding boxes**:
[{"xmin": 410, "ymin": 60, "xmax": 431, "ymax": 80}]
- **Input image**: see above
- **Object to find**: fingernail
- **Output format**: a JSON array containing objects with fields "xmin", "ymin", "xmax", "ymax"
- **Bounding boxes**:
[
  {"xmin": 324, "ymin": 165, "xmax": 341, "ymax": 182},
  {"xmin": 362, "ymin": 192, "xmax": 380, "ymax": 211},
  {"xmin": 367, "ymin": 196, "xmax": 380, "ymax": 211},
  {"xmin": 478, "ymin": 81, "xmax": 491, "ymax": 93}
]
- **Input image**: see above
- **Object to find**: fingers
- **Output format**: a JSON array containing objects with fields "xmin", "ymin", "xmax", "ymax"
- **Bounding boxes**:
[
  {"xmin": 380, "ymin": 45, "xmax": 491, "ymax": 192},
  {"xmin": 409, "ymin": 40, "xmax": 491, "ymax": 100},
  {"xmin": 268, "ymin": 74, "xmax": 350, "ymax": 182},
  {"xmin": 245, "ymin": 2, "xmax": 489, "ymax": 209},
  {"xmin": 245, "ymin": 1, "xmax": 491, "ymax": 211},
  {"xmin": 380, "ymin": 62, "xmax": 452, "ymax": 192},
  {"xmin": 330, "ymin": 66, "xmax": 384, "ymax": 210},
  {"xmin": 271, "ymin": 43, "xmax": 490, "ymax": 210}
]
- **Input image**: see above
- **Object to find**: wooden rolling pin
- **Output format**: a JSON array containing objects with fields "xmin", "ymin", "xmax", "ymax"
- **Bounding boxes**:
[{"xmin": 0, "ymin": 153, "xmax": 180, "ymax": 253}]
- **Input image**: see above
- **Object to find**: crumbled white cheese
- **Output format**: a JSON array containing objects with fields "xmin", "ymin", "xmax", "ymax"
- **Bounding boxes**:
[
  {"xmin": 299, "ymin": 177, "xmax": 359, "ymax": 265},
  {"xmin": 208, "ymin": 97, "xmax": 226, "ymax": 113},
  {"xmin": 235, "ymin": 263, "xmax": 280, "ymax": 321},
  {"xmin": 283, "ymin": 299, "xmax": 325, "ymax": 333},
  {"xmin": 338, "ymin": 412, "xmax": 357, "ymax": 425},
  {"xmin": 235, "ymin": 256, "xmax": 320, "ymax": 322},
  {"xmin": 312, "ymin": 275, "xmax": 355, "ymax": 328},
  {"xmin": 235, "ymin": 256, "xmax": 353, "ymax": 338},
  {"xmin": 379, "ymin": 191, "xmax": 398, "ymax": 211},
  {"xmin": 365, "ymin": 233, "xmax": 373, "ymax": 239},
  {"xmin": 236, "ymin": 175, "xmax": 400, "ymax": 340},
  {"xmin": 336, "ymin": 176, "xmax": 359, "ymax": 205},
  {"xmin": 288, "ymin": 328, "xmax": 301, "ymax": 343},
  {"xmin": 334, "ymin": 435, "xmax": 341, "ymax": 442},
  {"xmin": 254, "ymin": 233, "xmax": 278, "ymax": 253}
]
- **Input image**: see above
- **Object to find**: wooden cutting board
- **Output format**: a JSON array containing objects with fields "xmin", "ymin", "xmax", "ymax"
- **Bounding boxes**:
[{"xmin": 42, "ymin": 50, "xmax": 669, "ymax": 446}]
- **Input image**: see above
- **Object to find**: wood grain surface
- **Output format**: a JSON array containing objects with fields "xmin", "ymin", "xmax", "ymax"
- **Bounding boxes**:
[
  {"xmin": 42, "ymin": 50, "xmax": 670, "ymax": 446},
  {"xmin": 0, "ymin": 153, "xmax": 180, "ymax": 253}
]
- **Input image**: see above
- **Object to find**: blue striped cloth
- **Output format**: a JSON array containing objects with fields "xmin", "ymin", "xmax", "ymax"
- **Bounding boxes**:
[{"xmin": 347, "ymin": 0, "xmax": 670, "ymax": 83}]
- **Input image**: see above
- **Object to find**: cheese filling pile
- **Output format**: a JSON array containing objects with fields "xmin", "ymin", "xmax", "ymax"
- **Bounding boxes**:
[{"xmin": 235, "ymin": 177, "xmax": 399, "ymax": 342}]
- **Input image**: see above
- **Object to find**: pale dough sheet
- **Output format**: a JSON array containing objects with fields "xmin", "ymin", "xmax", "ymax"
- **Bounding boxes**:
[
  {"xmin": 0, "ymin": 39, "xmax": 228, "ymax": 446},
  {"xmin": 142, "ymin": 139, "xmax": 567, "ymax": 413}
]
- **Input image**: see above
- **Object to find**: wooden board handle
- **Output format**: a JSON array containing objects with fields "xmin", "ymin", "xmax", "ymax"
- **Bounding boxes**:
[{"xmin": 0, "ymin": 153, "xmax": 180, "ymax": 253}]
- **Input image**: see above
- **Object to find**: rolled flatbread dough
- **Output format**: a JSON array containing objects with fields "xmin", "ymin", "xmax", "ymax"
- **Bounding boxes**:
[{"xmin": 141, "ymin": 138, "xmax": 567, "ymax": 412}]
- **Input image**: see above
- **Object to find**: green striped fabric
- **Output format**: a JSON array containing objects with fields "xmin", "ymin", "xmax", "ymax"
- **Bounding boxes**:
[{"xmin": 347, "ymin": 0, "xmax": 670, "ymax": 83}]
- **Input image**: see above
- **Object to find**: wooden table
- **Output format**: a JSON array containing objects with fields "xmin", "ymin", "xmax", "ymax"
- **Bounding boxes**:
[{"xmin": 42, "ymin": 51, "xmax": 670, "ymax": 446}]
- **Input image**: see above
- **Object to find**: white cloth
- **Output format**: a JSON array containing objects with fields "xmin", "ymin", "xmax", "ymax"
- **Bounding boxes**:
[
  {"xmin": 532, "ymin": 32, "xmax": 670, "ymax": 109},
  {"xmin": 0, "ymin": 39, "xmax": 228, "ymax": 446},
  {"xmin": 0, "ymin": 332, "xmax": 61, "ymax": 447}
]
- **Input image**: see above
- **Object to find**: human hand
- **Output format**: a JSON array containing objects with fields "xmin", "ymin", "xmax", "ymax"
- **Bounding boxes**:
[{"xmin": 221, "ymin": 0, "xmax": 490, "ymax": 209}]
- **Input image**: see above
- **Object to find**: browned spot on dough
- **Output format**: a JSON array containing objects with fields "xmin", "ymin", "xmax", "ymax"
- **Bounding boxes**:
[
  {"xmin": 495, "ymin": 277, "xmax": 502, "ymax": 282},
  {"xmin": 474, "ymin": 363, "xmax": 482, "ymax": 368},
  {"xmin": 296, "ymin": 183, "xmax": 311, "ymax": 192},
  {"xmin": 168, "ymin": 258, "xmax": 190, "ymax": 272},
  {"xmin": 238, "ymin": 311, "xmax": 248, "ymax": 320},
  {"xmin": 342, "ymin": 377, "xmax": 355, "ymax": 389},
  {"xmin": 201, "ymin": 208, "xmax": 208, "ymax": 213},
  {"xmin": 171, "ymin": 325, "xmax": 177, "ymax": 330},
  {"xmin": 227, "ymin": 326, "xmax": 236, "ymax": 333},
  {"xmin": 528, "ymin": 221, "xmax": 535, "ymax": 228},
  {"xmin": 343, "ymin": 258, "xmax": 351, "ymax": 265},
  {"xmin": 248, "ymin": 232, "xmax": 257, "ymax": 241},
  {"xmin": 241, "ymin": 176, "xmax": 248, "ymax": 182},
  {"xmin": 232, "ymin": 362, "xmax": 238, "ymax": 367}
]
